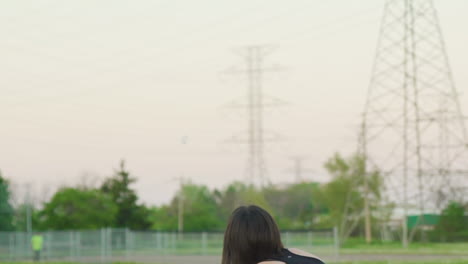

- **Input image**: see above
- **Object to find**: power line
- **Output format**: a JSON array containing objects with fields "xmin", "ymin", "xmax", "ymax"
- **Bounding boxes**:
[{"xmin": 1, "ymin": 3, "xmax": 382, "ymax": 108}]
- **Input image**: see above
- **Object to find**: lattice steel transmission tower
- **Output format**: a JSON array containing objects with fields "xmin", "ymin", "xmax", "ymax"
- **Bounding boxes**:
[
  {"xmin": 361, "ymin": 0, "xmax": 468, "ymax": 245},
  {"xmin": 288, "ymin": 156, "xmax": 313, "ymax": 183},
  {"xmin": 227, "ymin": 46, "xmax": 283, "ymax": 187}
]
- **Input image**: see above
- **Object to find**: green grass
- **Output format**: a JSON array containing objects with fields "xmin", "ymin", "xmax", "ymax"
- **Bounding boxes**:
[
  {"xmin": 2, "ymin": 241, "xmax": 467, "ymax": 263},
  {"xmin": 340, "ymin": 239, "xmax": 468, "ymax": 255}
]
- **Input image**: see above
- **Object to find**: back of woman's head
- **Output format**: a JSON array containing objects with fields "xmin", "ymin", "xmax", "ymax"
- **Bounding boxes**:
[{"xmin": 222, "ymin": 205, "xmax": 283, "ymax": 264}]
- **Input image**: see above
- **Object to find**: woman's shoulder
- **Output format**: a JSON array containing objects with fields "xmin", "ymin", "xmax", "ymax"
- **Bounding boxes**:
[
  {"xmin": 258, "ymin": 248, "xmax": 324, "ymax": 264},
  {"xmin": 287, "ymin": 248, "xmax": 324, "ymax": 262}
]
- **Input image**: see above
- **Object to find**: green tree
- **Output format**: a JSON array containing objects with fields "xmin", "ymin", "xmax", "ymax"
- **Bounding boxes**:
[
  {"xmin": 435, "ymin": 201, "xmax": 468, "ymax": 241},
  {"xmin": 13, "ymin": 203, "xmax": 40, "ymax": 231},
  {"xmin": 101, "ymin": 160, "xmax": 152, "ymax": 230},
  {"xmin": 155, "ymin": 183, "xmax": 224, "ymax": 232},
  {"xmin": 264, "ymin": 182, "xmax": 326, "ymax": 230},
  {"xmin": 180, "ymin": 183, "xmax": 224, "ymax": 231},
  {"xmin": 0, "ymin": 171, "xmax": 14, "ymax": 231},
  {"xmin": 39, "ymin": 188, "xmax": 117, "ymax": 230},
  {"xmin": 149, "ymin": 205, "xmax": 177, "ymax": 231},
  {"xmin": 214, "ymin": 181, "xmax": 273, "ymax": 222},
  {"xmin": 322, "ymin": 153, "xmax": 383, "ymax": 243}
]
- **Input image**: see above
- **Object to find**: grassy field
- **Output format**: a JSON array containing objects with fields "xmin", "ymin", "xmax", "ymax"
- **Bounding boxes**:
[
  {"xmin": 340, "ymin": 239, "xmax": 468, "ymax": 255},
  {"xmin": 2, "ymin": 241, "xmax": 467, "ymax": 264}
]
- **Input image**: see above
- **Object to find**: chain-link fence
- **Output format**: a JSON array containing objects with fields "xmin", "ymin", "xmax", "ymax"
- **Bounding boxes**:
[{"xmin": 0, "ymin": 228, "xmax": 338, "ymax": 263}]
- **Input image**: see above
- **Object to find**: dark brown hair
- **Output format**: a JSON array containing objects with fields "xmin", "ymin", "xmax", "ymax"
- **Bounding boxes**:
[{"xmin": 221, "ymin": 205, "xmax": 284, "ymax": 264}]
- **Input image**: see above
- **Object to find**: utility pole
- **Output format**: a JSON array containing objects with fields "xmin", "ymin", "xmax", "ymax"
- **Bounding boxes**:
[
  {"xmin": 177, "ymin": 176, "xmax": 184, "ymax": 234},
  {"xmin": 177, "ymin": 136, "xmax": 189, "ymax": 235},
  {"xmin": 25, "ymin": 183, "xmax": 32, "ymax": 235},
  {"xmin": 363, "ymin": 175, "xmax": 371, "ymax": 244},
  {"xmin": 360, "ymin": 122, "xmax": 372, "ymax": 244},
  {"xmin": 363, "ymin": 178, "xmax": 372, "ymax": 244},
  {"xmin": 361, "ymin": 0, "xmax": 468, "ymax": 247}
]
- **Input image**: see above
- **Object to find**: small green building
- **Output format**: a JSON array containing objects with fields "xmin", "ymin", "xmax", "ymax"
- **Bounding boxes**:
[{"xmin": 407, "ymin": 214, "xmax": 440, "ymax": 230}]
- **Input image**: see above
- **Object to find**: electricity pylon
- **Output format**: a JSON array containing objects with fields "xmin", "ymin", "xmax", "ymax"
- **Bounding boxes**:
[
  {"xmin": 361, "ymin": 0, "xmax": 468, "ymax": 247},
  {"xmin": 226, "ymin": 46, "xmax": 284, "ymax": 187}
]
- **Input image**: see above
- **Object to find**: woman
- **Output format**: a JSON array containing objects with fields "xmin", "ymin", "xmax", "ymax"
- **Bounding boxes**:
[{"xmin": 222, "ymin": 205, "xmax": 325, "ymax": 264}]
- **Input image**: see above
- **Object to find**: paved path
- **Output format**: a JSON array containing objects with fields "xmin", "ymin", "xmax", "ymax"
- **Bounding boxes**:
[{"xmin": 73, "ymin": 254, "xmax": 468, "ymax": 263}]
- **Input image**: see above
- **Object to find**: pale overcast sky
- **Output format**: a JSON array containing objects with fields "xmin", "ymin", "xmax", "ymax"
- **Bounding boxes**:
[{"xmin": 1, "ymin": 0, "xmax": 467, "ymax": 206}]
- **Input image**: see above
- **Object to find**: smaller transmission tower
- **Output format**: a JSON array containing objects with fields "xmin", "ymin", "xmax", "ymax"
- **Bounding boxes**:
[{"xmin": 287, "ymin": 156, "xmax": 313, "ymax": 183}]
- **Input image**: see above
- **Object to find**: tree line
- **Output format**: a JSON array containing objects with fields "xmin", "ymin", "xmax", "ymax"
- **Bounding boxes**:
[{"xmin": 1, "ymin": 154, "xmax": 467, "ymax": 243}]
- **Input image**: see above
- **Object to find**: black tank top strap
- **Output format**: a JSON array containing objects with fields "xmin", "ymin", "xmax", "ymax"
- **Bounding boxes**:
[{"xmin": 266, "ymin": 248, "xmax": 325, "ymax": 264}]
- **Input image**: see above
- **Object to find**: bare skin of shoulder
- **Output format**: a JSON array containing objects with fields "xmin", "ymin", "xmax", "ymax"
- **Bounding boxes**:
[
  {"xmin": 258, "ymin": 248, "xmax": 323, "ymax": 264},
  {"xmin": 288, "ymin": 248, "xmax": 323, "ymax": 261}
]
